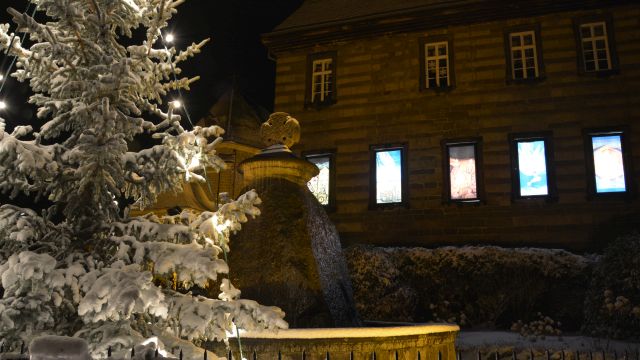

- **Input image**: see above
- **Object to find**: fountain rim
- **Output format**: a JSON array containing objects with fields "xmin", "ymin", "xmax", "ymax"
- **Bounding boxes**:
[{"xmin": 233, "ymin": 323, "xmax": 460, "ymax": 339}]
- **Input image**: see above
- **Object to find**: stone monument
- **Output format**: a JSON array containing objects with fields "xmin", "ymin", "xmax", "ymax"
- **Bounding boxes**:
[{"xmin": 227, "ymin": 112, "xmax": 360, "ymax": 328}]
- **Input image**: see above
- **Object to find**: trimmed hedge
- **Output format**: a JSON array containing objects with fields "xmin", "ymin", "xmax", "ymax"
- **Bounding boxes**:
[
  {"xmin": 345, "ymin": 245, "xmax": 593, "ymax": 330},
  {"xmin": 583, "ymin": 233, "xmax": 640, "ymax": 340}
]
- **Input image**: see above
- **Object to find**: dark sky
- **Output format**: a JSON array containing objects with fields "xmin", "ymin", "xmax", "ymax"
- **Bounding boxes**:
[{"xmin": 0, "ymin": 0, "xmax": 303, "ymax": 125}]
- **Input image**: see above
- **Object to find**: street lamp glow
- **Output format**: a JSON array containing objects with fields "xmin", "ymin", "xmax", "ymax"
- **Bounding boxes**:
[
  {"xmin": 165, "ymin": 33, "xmax": 175, "ymax": 43},
  {"xmin": 171, "ymin": 100, "xmax": 181, "ymax": 109},
  {"xmin": 0, "ymin": 101, "xmax": 7, "ymax": 110},
  {"xmin": 0, "ymin": 74, "xmax": 4, "ymax": 81}
]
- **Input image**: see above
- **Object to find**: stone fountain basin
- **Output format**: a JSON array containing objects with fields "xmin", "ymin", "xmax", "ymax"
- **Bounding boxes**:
[{"xmin": 215, "ymin": 324, "xmax": 460, "ymax": 360}]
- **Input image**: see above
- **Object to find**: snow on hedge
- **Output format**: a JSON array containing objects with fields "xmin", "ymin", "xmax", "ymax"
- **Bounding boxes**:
[{"xmin": 346, "ymin": 245, "xmax": 594, "ymax": 329}]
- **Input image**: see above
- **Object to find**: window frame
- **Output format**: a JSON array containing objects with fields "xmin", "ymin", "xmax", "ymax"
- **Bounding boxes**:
[
  {"xmin": 508, "ymin": 131, "xmax": 557, "ymax": 202},
  {"xmin": 305, "ymin": 51, "xmax": 337, "ymax": 108},
  {"xmin": 583, "ymin": 127, "xmax": 633, "ymax": 200},
  {"xmin": 504, "ymin": 24, "xmax": 545, "ymax": 83},
  {"xmin": 303, "ymin": 150, "xmax": 337, "ymax": 211},
  {"xmin": 419, "ymin": 35, "xmax": 455, "ymax": 91},
  {"xmin": 573, "ymin": 15, "xmax": 619, "ymax": 76},
  {"xmin": 441, "ymin": 138, "xmax": 485, "ymax": 204},
  {"xmin": 369, "ymin": 143, "xmax": 409, "ymax": 209}
]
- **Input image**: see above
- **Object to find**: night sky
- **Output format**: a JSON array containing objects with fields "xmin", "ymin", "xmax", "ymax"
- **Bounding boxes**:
[{"xmin": 0, "ymin": 0, "xmax": 303, "ymax": 125}]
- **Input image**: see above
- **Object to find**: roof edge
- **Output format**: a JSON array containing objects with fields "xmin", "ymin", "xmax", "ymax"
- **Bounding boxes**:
[{"xmin": 263, "ymin": 0, "xmax": 632, "ymax": 54}]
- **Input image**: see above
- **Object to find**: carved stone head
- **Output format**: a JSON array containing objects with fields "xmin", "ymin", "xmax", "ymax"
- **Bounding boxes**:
[{"xmin": 260, "ymin": 112, "xmax": 301, "ymax": 149}]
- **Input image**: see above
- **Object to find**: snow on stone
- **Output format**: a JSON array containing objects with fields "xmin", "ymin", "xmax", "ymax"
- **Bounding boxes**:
[
  {"xmin": 29, "ymin": 336, "xmax": 90, "ymax": 360},
  {"xmin": 457, "ymin": 331, "xmax": 640, "ymax": 354}
]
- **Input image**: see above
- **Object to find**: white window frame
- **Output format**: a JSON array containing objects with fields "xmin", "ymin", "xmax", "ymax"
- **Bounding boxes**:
[
  {"xmin": 311, "ymin": 58, "xmax": 333, "ymax": 103},
  {"xmin": 579, "ymin": 21, "xmax": 612, "ymax": 72},
  {"xmin": 509, "ymin": 30, "xmax": 539, "ymax": 80},
  {"xmin": 424, "ymin": 41, "xmax": 450, "ymax": 88}
]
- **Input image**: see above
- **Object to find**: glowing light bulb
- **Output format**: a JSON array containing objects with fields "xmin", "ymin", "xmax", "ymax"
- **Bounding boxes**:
[
  {"xmin": 0, "ymin": 74, "xmax": 4, "ymax": 81},
  {"xmin": 171, "ymin": 100, "xmax": 181, "ymax": 109},
  {"xmin": 0, "ymin": 101, "xmax": 7, "ymax": 110},
  {"xmin": 165, "ymin": 33, "xmax": 175, "ymax": 43}
]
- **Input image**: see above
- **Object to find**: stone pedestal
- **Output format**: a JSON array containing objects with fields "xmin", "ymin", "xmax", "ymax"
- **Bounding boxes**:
[{"xmin": 228, "ymin": 147, "xmax": 360, "ymax": 328}]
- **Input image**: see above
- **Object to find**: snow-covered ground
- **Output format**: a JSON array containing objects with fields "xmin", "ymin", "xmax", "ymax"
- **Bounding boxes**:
[{"xmin": 457, "ymin": 331, "xmax": 639, "ymax": 360}]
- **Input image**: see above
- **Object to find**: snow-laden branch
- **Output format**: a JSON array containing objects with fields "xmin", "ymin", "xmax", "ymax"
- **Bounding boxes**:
[
  {"xmin": 0, "ymin": 120, "xmax": 62, "ymax": 198},
  {"xmin": 0, "ymin": 0, "xmax": 287, "ymax": 355}
]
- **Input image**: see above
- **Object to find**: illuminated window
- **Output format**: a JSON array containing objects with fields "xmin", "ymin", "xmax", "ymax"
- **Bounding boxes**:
[
  {"xmin": 509, "ymin": 133, "xmax": 556, "ymax": 200},
  {"xmin": 305, "ymin": 153, "xmax": 334, "ymax": 207},
  {"xmin": 575, "ymin": 17, "xmax": 618, "ymax": 74},
  {"xmin": 306, "ymin": 52, "xmax": 336, "ymax": 107},
  {"xmin": 443, "ymin": 139, "xmax": 483, "ymax": 202},
  {"xmin": 370, "ymin": 145, "xmax": 407, "ymax": 207},
  {"xmin": 420, "ymin": 36, "xmax": 454, "ymax": 90},
  {"xmin": 585, "ymin": 131, "xmax": 629, "ymax": 195},
  {"xmin": 507, "ymin": 30, "xmax": 540, "ymax": 80}
]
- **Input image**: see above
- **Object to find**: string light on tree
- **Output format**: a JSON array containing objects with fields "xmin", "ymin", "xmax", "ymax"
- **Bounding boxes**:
[
  {"xmin": 171, "ymin": 100, "xmax": 182, "ymax": 109},
  {"xmin": 165, "ymin": 33, "xmax": 175, "ymax": 43},
  {"xmin": 0, "ymin": 100, "xmax": 7, "ymax": 110}
]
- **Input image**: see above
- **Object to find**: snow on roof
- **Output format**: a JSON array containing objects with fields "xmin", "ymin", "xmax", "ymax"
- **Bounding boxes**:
[{"xmin": 273, "ymin": 0, "xmax": 466, "ymax": 33}]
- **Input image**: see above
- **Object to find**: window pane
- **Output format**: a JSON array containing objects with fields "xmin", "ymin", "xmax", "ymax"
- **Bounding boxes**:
[
  {"xmin": 511, "ymin": 35, "xmax": 521, "ymax": 47},
  {"xmin": 584, "ymin": 51, "xmax": 594, "ymax": 61},
  {"xmin": 594, "ymin": 24, "xmax": 605, "ymax": 36},
  {"xmin": 427, "ymin": 46, "xmax": 435, "ymax": 57},
  {"xmin": 517, "ymin": 140, "xmax": 548, "ymax": 196},
  {"xmin": 526, "ymin": 68, "xmax": 536, "ymax": 79},
  {"xmin": 598, "ymin": 59, "xmax": 610, "ymax": 70},
  {"xmin": 592, "ymin": 135, "xmax": 626, "ymax": 193},
  {"xmin": 376, "ymin": 149, "xmax": 402, "ymax": 203},
  {"xmin": 580, "ymin": 26, "xmax": 591, "ymax": 38},
  {"xmin": 525, "ymin": 58, "xmax": 535, "ymax": 68},
  {"xmin": 524, "ymin": 34, "xmax": 533, "ymax": 45},
  {"xmin": 514, "ymin": 59, "xmax": 523, "ymax": 70},
  {"xmin": 596, "ymin": 50, "xmax": 607, "ymax": 61},
  {"xmin": 525, "ymin": 48, "xmax": 534, "ymax": 58},
  {"xmin": 449, "ymin": 145, "xmax": 477, "ymax": 200},
  {"xmin": 438, "ymin": 44, "xmax": 447, "ymax": 56},
  {"xmin": 307, "ymin": 156, "xmax": 331, "ymax": 205}
]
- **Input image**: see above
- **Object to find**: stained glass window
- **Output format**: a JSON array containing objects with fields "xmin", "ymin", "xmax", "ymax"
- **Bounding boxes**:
[
  {"xmin": 375, "ymin": 149, "xmax": 403, "ymax": 204},
  {"xmin": 306, "ymin": 155, "xmax": 331, "ymax": 205},
  {"xmin": 448, "ymin": 144, "xmax": 478, "ymax": 200},
  {"xmin": 516, "ymin": 140, "xmax": 548, "ymax": 196},
  {"xmin": 591, "ymin": 135, "xmax": 626, "ymax": 193}
]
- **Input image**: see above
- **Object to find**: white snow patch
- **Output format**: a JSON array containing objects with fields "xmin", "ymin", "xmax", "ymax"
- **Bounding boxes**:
[
  {"xmin": 457, "ymin": 331, "xmax": 640, "ymax": 353},
  {"xmin": 29, "ymin": 336, "xmax": 90, "ymax": 360}
]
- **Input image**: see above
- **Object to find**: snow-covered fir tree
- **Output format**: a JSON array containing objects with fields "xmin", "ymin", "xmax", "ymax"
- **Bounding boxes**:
[{"xmin": 0, "ymin": 0, "xmax": 287, "ymax": 357}]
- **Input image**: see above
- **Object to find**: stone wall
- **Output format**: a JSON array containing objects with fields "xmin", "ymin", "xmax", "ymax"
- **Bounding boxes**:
[
  {"xmin": 208, "ymin": 325, "xmax": 459, "ymax": 360},
  {"xmin": 272, "ymin": 4, "xmax": 640, "ymax": 251}
]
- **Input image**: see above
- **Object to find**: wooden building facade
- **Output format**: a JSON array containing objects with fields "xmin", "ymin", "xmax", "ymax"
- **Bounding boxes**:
[{"xmin": 263, "ymin": 0, "xmax": 640, "ymax": 251}]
